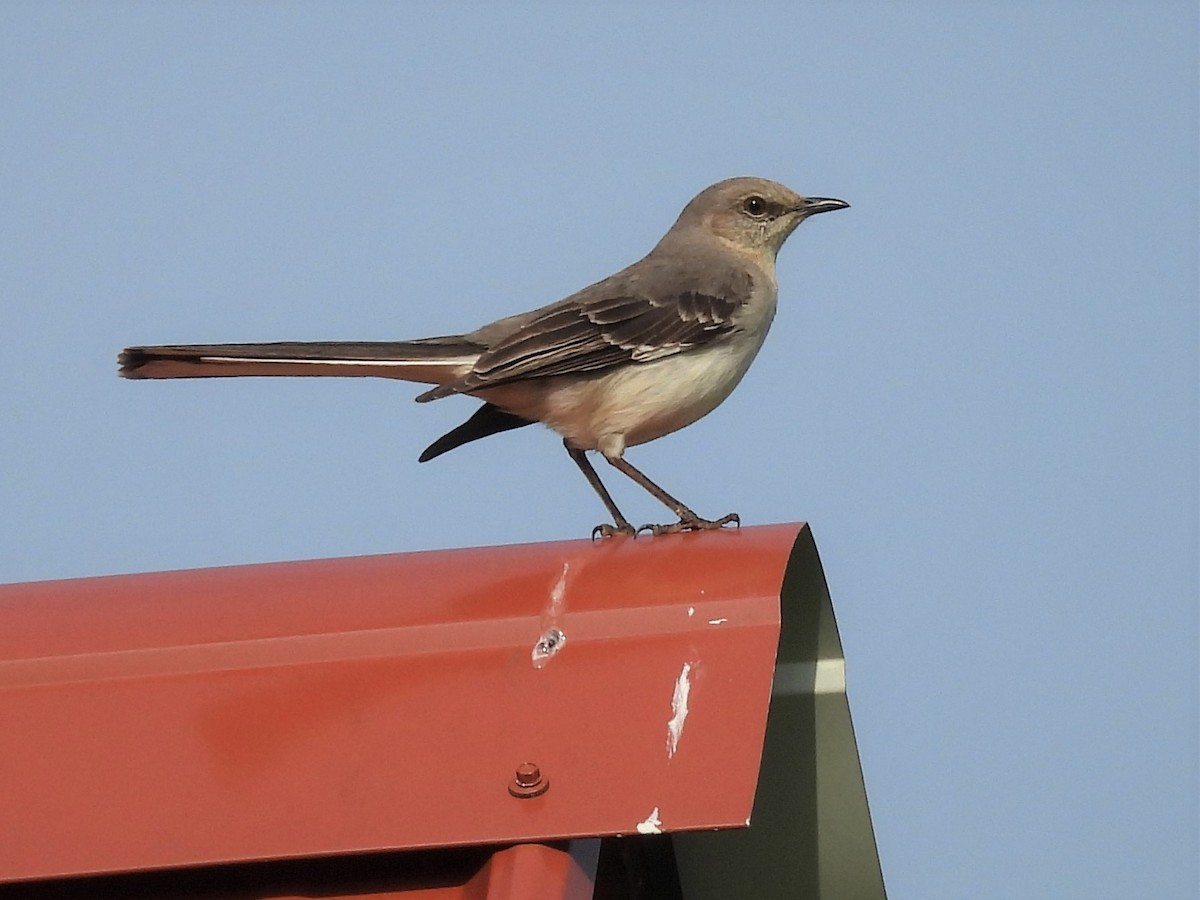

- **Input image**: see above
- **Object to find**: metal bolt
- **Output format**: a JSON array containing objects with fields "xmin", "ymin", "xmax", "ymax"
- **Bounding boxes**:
[{"xmin": 508, "ymin": 762, "xmax": 549, "ymax": 798}]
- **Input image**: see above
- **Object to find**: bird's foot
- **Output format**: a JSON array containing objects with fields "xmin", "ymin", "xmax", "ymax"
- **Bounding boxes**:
[
  {"xmin": 592, "ymin": 522, "xmax": 637, "ymax": 540},
  {"xmin": 636, "ymin": 512, "xmax": 740, "ymax": 536}
]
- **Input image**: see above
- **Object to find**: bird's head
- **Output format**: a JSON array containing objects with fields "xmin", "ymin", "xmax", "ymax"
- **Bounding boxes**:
[{"xmin": 669, "ymin": 176, "xmax": 849, "ymax": 260}]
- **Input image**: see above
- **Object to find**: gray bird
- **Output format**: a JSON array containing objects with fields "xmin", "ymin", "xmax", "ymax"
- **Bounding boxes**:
[{"xmin": 120, "ymin": 177, "xmax": 848, "ymax": 536}]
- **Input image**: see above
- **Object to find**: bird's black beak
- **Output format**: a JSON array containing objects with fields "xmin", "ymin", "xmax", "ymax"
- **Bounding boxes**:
[{"xmin": 799, "ymin": 197, "xmax": 850, "ymax": 216}]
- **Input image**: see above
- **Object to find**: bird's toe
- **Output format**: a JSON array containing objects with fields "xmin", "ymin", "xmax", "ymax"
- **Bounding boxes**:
[
  {"xmin": 636, "ymin": 513, "xmax": 741, "ymax": 536},
  {"xmin": 592, "ymin": 522, "xmax": 636, "ymax": 540}
]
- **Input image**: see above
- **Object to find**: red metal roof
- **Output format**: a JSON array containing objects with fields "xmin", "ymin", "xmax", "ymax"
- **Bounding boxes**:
[{"xmin": 0, "ymin": 524, "xmax": 806, "ymax": 884}]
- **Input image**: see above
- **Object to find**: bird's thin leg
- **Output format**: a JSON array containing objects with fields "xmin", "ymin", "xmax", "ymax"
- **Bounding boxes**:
[
  {"xmin": 564, "ymin": 442, "xmax": 636, "ymax": 538},
  {"xmin": 604, "ymin": 456, "xmax": 739, "ymax": 536}
]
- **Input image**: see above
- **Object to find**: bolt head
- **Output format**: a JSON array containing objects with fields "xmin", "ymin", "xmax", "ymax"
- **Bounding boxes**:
[{"xmin": 509, "ymin": 762, "xmax": 549, "ymax": 798}]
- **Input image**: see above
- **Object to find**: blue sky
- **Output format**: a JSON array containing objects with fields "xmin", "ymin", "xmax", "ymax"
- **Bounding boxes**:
[{"xmin": 1, "ymin": 3, "xmax": 1196, "ymax": 897}]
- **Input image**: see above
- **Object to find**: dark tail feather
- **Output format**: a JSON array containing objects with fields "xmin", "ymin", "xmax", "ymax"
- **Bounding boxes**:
[
  {"xmin": 419, "ymin": 403, "xmax": 533, "ymax": 462},
  {"xmin": 118, "ymin": 338, "xmax": 481, "ymax": 382}
]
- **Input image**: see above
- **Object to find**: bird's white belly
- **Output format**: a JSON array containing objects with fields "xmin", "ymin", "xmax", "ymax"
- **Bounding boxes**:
[{"xmin": 484, "ymin": 332, "xmax": 768, "ymax": 457}]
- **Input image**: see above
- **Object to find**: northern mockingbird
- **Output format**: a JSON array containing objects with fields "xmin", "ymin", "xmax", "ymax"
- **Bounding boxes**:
[{"xmin": 120, "ymin": 177, "xmax": 848, "ymax": 536}]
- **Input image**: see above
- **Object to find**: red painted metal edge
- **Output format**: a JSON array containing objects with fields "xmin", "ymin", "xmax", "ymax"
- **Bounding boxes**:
[
  {"xmin": 0, "ymin": 523, "xmax": 807, "ymax": 883},
  {"xmin": 263, "ymin": 842, "xmax": 601, "ymax": 900},
  {"xmin": 467, "ymin": 841, "xmax": 598, "ymax": 900}
]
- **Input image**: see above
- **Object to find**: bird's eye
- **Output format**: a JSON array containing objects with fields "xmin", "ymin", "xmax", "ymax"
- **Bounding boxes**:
[{"xmin": 743, "ymin": 196, "xmax": 768, "ymax": 218}]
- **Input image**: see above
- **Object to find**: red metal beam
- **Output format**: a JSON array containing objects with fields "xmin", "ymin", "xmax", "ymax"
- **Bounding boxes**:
[{"xmin": 0, "ymin": 524, "xmax": 806, "ymax": 884}]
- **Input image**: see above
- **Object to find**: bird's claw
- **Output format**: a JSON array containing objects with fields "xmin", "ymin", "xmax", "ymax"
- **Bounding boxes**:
[
  {"xmin": 592, "ymin": 522, "xmax": 636, "ymax": 540},
  {"xmin": 635, "ymin": 512, "xmax": 741, "ymax": 536}
]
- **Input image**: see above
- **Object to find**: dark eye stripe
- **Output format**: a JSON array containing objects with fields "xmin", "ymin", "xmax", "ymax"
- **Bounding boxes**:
[{"xmin": 743, "ymin": 196, "xmax": 789, "ymax": 218}]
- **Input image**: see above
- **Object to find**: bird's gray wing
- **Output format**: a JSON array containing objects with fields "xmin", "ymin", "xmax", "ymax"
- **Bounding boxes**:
[{"xmin": 417, "ymin": 287, "xmax": 746, "ymax": 402}]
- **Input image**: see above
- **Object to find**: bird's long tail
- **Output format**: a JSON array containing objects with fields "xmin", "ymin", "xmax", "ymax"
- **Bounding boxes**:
[{"xmin": 118, "ymin": 338, "xmax": 483, "ymax": 385}]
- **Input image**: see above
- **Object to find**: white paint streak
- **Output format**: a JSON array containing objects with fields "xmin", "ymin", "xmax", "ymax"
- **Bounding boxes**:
[
  {"xmin": 687, "ymin": 606, "xmax": 695, "ymax": 617},
  {"xmin": 636, "ymin": 807, "xmax": 663, "ymax": 835},
  {"xmin": 533, "ymin": 563, "xmax": 570, "ymax": 669},
  {"xmin": 666, "ymin": 662, "xmax": 693, "ymax": 758},
  {"xmin": 707, "ymin": 617, "xmax": 728, "ymax": 625},
  {"xmin": 548, "ymin": 562, "xmax": 569, "ymax": 618}
]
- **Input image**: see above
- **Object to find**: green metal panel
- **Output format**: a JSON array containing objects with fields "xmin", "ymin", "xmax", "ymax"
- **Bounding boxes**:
[{"xmin": 673, "ymin": 525, "xmax": 887, "ymax": 899}]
